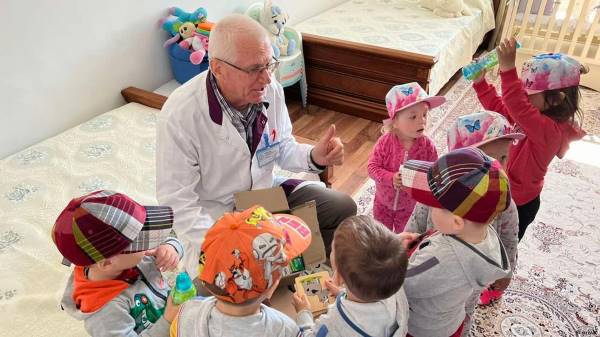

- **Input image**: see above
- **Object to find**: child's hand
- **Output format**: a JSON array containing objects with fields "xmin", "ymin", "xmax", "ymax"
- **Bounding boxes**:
[
  {"xmin": 292, "ymin": 292, "xmax": 311, "ymax": 313},
  {"xmin": 146, "ymin": 244, "xmax": 179, "ymax": 272},
  {"xmin": 398, "ymin": 232, "xmax": 420, "ymax": 250},
  {"xmin": 324, "ymin": 279, "xmax": 343, "ymax": 297},
  {"xmin": 163, "ymin": 293, "xmax": 181, "ymax": 323},
  {"xmin": 497, "ymin": 38, "xmax": 518, "ymax": 72},
  {"xmin": 393, "ymin": 172, "xmax": 402, "ymax": 189},
  {"xmin": 471, "ymin": 61, "xmax": 487, "ymax": 83}
]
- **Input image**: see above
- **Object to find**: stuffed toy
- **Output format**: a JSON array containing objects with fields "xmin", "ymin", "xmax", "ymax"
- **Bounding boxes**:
[
  {"xmin": 259, "ymin": 0, "xmax": 296, "ymax": 58},
  {"xmin": 160, "ymin": 6, "xmax": 208, "ymax": 36},
  {"xmin": 163, "ymin": 22, "xmax": 196, "ymax": 47},
  {"xmin": 179, "ymin": 33, "xmax": 209, "ymax": 65},
  {"xmin": 170, "ymin": 7, "xmax": 207, "ymax": 23},
  {"xmin": 420, "ymin": 0, "xmax": 471, "ymax": 18},
  {"xmin": 163, "ymin": 22, "xmax": 209, "ymax": 65}
]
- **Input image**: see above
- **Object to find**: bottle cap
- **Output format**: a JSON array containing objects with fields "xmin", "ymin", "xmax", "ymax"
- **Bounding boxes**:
[{"xmin": 175, "ymin": 272, "xmax": 193, "ymax": 291}]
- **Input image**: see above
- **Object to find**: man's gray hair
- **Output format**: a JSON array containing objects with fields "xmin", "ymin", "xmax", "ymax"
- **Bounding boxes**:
[{"xmin": 208, "ymin": 14, "xmax": 269, "ymax": 63}]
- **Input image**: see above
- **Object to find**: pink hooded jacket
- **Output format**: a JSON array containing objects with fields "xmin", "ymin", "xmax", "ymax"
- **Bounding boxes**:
[{"xmin": 368, "ymin": 133, "xmax": 438, "ymax": 232}]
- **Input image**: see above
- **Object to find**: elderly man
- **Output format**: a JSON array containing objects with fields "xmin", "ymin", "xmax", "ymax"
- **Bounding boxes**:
[{"xmin": 157, "ymin": 14, "xmax": 356, "ymax": 276}]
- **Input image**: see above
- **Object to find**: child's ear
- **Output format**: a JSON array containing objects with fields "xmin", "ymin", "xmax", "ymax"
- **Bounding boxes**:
[
  {"xmin": 452, "ymin": 215, "xmax": 465, "ymax": 232},
  {"xmin": 332, "ymin": 270, "xmax": 344, "ymax": 287}
]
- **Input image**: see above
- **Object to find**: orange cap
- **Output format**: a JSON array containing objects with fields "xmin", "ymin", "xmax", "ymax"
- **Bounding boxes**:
[{"xmin": 199, "ymin": 205, "xmax": 312, "ymax": 304}]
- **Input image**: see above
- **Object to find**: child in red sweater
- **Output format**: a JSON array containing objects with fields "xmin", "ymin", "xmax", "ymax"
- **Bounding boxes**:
[{"xmin": 471, "ymin": 37, "xmax": 588, "ymax": 240}]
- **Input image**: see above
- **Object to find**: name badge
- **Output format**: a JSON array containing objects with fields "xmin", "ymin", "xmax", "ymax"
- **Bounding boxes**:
[{"xmin": 256, "ymin": 133, "xmax": 280, "ymax": 167}]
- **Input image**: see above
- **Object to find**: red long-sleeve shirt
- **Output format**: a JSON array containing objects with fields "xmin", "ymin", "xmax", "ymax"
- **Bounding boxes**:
[{"xmin": 473, "ymin": 68, "xmax": 585, "ymax": 205}]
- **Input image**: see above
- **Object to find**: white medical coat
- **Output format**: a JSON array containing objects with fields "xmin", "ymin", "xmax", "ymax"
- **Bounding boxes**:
[{"xmin": 156, "ymin": 71, "xmax": 315, "ymax": 276}]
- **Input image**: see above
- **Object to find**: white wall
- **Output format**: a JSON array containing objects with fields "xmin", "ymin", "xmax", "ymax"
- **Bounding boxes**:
[{"xmin": 0, "ymin": 0, "xmax": 345, "ymax": 159}]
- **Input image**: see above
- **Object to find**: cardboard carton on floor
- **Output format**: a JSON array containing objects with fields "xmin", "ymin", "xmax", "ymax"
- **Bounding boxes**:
[{"xmin": 234, "ymin": 186, "xmax": 327, "ymax": 275}]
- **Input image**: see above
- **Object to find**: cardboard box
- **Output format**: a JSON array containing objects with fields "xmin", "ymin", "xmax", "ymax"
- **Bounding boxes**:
[{"xmin": 234, "ymin": 187, "xmax": 327, "ymax": 270}]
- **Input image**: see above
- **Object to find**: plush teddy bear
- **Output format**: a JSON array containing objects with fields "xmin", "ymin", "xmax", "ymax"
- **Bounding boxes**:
[
  {"xmin": 259, "ymin": 0, "xmax": 297, "ymax": 58},
  {"xmin": 420, "ymin": 0, "xmax": 471, "ymax": 18}
]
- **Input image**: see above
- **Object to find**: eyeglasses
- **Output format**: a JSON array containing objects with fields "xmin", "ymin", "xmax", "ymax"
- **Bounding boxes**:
[{"xmin": 216, "ymin": 57, "xmax": 280, "ymax": 76}]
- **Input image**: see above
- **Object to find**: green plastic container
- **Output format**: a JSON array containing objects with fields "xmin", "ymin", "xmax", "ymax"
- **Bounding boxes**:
[{"xmin": 172, "ymin": 272, "xmax": 197, "ymax": 305}]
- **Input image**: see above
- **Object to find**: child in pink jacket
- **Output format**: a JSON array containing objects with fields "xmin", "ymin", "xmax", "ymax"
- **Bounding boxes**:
[
  {"xmin": 471, "ymin": 38, "xmax": 587, "ymax": 240},
  {"xmin": 368, "ymin": 83, "xmax": 445, "ymax": 232}
]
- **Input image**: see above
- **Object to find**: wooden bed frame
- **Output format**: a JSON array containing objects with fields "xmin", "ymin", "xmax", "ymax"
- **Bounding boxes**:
[
  {"xmin": 301, "ymin": 0, "xmax": 503, "ymax": 122},
  {"xmin": 120, "ymin": 87, "xmax": 335, "ymax": 187}
]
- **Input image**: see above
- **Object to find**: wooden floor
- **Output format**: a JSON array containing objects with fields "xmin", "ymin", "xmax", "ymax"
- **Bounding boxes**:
[
  {"xmin": 288, "ymin": 101, "xmax": 382, "ymax": 196},
  {"xmin": 287, "ymin": 71, "xmax": 461, "ymax": 196}
]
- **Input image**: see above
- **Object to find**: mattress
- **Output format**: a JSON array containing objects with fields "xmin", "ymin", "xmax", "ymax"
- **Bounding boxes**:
[
  {"xmin": 0, "ymin": 102, "xmax": 161, "ymax": 336},
  {"xmin": 294, "ymin": 0, "xmax": 496, "ymax": 95}
]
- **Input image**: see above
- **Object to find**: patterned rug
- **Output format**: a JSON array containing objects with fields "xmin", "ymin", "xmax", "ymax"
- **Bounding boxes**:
[{"xmin": 353, "ymin": 76, "xmax": 600, "ymax": 337}]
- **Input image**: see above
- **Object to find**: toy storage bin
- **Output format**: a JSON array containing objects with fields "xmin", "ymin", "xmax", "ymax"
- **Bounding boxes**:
[{"xmin": 169, "ymin": 43, "xmax": 209, "ymax": 84}]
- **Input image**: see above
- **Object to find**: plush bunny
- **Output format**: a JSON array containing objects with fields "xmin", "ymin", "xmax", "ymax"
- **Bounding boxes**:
[
  {"xmin": 179, "ymin": 33, "xmax": 209, "ymax": 65},
  {"xmin": 259, "ymin": 0, "xmax": 297, "ymax": 58},
  {"xmin": 420, "ymin": 0, "xmax": 471, "ymax": 18}
]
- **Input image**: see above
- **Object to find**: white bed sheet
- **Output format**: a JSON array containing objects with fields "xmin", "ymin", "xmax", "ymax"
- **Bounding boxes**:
[
  {"xmin": 294, "ymin": 0, "xmax": 496, "ymax": 95},
  {"xmin": 0, "ymin": 102, "xmax": 161, "ymax": 336}
]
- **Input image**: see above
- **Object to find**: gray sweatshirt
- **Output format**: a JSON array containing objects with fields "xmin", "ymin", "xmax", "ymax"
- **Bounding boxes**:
[
  {"xmin": 403, "ymin": 228, "xmax": 510, "ymax": 337},
  {"xmin": 60, "ymin": 238, "xmax": 183, "ymax": 337},
  {"xmin": 405, "ymin": 201, "xmax": 518, "ymax": 335},
  {"xmin": 172, "ymin": 296, "xmax": 302, "ymax": 337},
  {"xmin": 406, "ymin": 201, "xmax": 518, "ymax": 273},
  {"xmin": 296, "ymin": 288, "xmax": 409, "ymax": 337}
]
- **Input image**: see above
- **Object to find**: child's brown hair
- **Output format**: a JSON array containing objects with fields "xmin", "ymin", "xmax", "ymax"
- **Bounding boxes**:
[
  {"xmin": 540, "ymin": 86, "xmax": 582, "ymax": 124},
  {"xmin": 333, "ymin": 215, "xmax": 408, "ymax": 302},
  {"xmin": 540, "ymin": 65, "xmax": 588, "ymax": 125}
]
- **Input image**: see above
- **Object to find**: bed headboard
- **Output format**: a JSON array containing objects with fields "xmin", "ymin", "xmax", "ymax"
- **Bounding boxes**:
[
  {"xmin": 487, "ymin": 0, "xmax": 510, "ymax": 49},
  {"xmin": 493, "ymin": 0, "xmax": 502, "ymax": 15}
]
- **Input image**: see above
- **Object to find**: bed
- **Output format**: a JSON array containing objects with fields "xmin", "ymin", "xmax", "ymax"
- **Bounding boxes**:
[
  {"xmin": 500, "ymin": 0, "xmax": 600, "ymax": 91},
  {"xmin": 0, "ymin": 102, "xmax": 161, "ymax": 336},
  {"xmin": 0, "ymin": 84, "xmax": 330, "ymax": 336},
  {"xmin": 293, "ymin": 0, "xmax": 500, "ymax": 121}
]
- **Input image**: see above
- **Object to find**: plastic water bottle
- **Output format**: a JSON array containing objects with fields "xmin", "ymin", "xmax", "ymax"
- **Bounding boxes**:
[
  {"xmin": 462, "ymin": 42, "xmax": 521, "ymax": 81},
  {"xmin": 172, "ymin": 272, "xmax": 197, "ymax": 305}
]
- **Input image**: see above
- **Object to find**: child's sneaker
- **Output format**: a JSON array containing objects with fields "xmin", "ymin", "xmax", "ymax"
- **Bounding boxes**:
[{"xmin": 479, "ymin": 289, "xmax": 503, "ymax": 305}]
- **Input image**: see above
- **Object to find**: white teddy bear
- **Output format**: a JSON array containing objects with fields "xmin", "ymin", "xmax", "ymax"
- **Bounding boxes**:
[
  {"xmin": 259, "ymin": 0, "xmax": 297, "ymax": 58},
  {"xmin": 420, "ymin": 0, "xmax": 472, "ymax": 18}
]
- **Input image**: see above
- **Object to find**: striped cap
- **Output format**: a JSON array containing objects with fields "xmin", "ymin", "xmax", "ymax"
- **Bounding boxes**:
[
  {"xmin": 401, "ymin": 147, "xmax": 511, "ymax": 224},
  {"xmin": 51, "ymin": 190, "xmax": 174, "ymax": 266}
]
